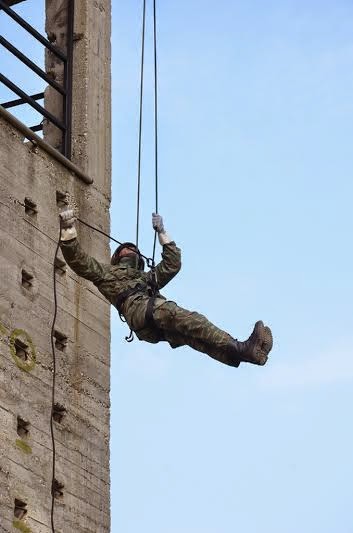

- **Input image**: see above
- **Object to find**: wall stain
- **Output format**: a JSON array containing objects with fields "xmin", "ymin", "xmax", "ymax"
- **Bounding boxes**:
[
  {"xmin": 0, "ymin": 322, "xmax": 7, "ymax": 340},
  {"xmin": 13, "ymin": 519, "xmax": 31, "ymax": 533},
  {"xmin": 15, "ymin": 439, "xmax": 32, "ymax": 455},
  {"xmin": 9, "ymin": 328, "xmax": 36, "ymax": 372}
]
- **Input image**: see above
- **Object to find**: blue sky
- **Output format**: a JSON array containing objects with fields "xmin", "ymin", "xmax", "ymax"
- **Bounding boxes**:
[{"xmin": 1, "ymin": 1, "xmax": 353, "ymax": 532}]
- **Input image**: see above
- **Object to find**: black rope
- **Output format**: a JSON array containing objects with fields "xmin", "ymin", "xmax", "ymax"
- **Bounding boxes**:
[
  {"xmin": 136, "ymin": 0, "xmax": 147, "ymax": 249},
  {"xmin": 152, "ymin": 0, "xmax": 159, "ymax": 262},
  {"xmin": 49, "ymin": 4, "xmax": 161, "ymax": 513},
  {"xmin": 48, "ymin": 212, "xmax": 154, "ymax": 524},
  {"xmin": 50, "ymin": 224, "xmax": 62, "ymax": 533},
  {"xmin": 49, "ymin": 214, "xmax": 155, "ymax": 527},
  {"xmin": 77, "ymin": 217, "xmax": 154, "ymax": 266},
  {"xmin": 135, "ymin": 0, "xmax": 160, "ymax": 261}
]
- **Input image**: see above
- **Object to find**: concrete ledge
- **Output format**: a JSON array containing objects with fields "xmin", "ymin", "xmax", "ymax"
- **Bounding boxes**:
[{"xmin": 0, "ymin": 105, "xmax": 93, "ymax": 185}]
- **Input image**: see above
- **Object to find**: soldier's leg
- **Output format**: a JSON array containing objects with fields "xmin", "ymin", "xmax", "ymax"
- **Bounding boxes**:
[
  {"xmin": 153, "ymin": 301, "xmax": 272, "ymax": 366},
  {"xmin": 161, "ymin": 329, "xmax": 239, "ymax": 367}
]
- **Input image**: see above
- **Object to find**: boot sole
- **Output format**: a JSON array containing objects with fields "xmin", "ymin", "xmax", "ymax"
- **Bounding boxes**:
[
  {"xmin": 262, "ymin": 326, "xmax": 273, "ymax": 356},
  {"xmin": 253, "ymin": 321, "xmax": 272, "ymax": 365}
]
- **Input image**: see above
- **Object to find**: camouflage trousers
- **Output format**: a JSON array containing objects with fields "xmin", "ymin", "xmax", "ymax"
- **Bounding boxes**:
[{"xmin": 151, "ymin": 301, "xmax": 239, "ymax": 367}]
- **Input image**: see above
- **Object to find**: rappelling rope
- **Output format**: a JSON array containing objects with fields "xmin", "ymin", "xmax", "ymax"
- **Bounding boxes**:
[
  {"xmin": 77, "ymin": 218, "xmax": 155, "ymax": 267},
  {"xmin": 152, "ymin": 0, "xmax": 159, "ymax": 263},
  {"xmin": 136, "ymin": 0, "xmax": 146, "ymax": 250},
  {"xmin": 49, "ymin": 224, "xmax": 62, "ymax": 533},
  {"xmin": 49, "ymin": 1, "xmax": 161, "ymax": 527},
  {"xmin": 50, "ymin": 3, "xmax": 161, "ymax": 523},
  {"xmin": 49, "ymin": 216, "xmax": 155, "ymax": 530},
  {"xmin": 135, "ymin": 0, "xmax": 159, "ymax": 263}
]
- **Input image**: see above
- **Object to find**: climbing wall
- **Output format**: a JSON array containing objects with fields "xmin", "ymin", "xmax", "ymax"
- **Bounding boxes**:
[{"xmin": 0, "ymin": 1, "xmax": 111, "ymax": 531}]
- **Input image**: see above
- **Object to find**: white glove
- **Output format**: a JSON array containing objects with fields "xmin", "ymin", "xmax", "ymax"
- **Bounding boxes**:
[
  {"xmin": 59, "ymin": 209, "xmax": 77, "ymax": 241},
  {"xmin": 152, "ymin": 213, "xmax": 165, "ymax": 233},
  {"xmin": 152, "ymin": 213, "xmax": 172, "ymax": 245}
]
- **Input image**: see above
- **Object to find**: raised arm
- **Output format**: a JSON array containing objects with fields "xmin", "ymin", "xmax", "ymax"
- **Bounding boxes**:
[
  {"xmin": 151, "ymin": 213, "xmax": 181, "ymax": 289},
  {"xmin": 59, "ymin": 210, "xmax": 107, "ymax": 285}
]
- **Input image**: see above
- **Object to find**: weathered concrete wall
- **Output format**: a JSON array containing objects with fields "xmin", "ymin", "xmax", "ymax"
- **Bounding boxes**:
[
  {"xmin": 70, "ymin": 0, "xmax": 112, "ymax": 193},
  {"xmin": 0, "ymin": 1, "xmax": 111, "ymax": 532},
  {"xmin": 44, "ymin": 0, "xmax": 112, "ymax": 190},
  {"xmin": 44, "ymin": 0, "xmax": 68, "ymax": 152}
]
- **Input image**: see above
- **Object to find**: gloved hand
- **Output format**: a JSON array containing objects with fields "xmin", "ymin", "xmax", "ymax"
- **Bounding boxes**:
[
  {"xmin": 59, "ymin": 208, "xmax": 77, "ymax": 241},
  {"xmin": 152, "ymin": 213, "xmax": 165, "ymax": 234},
  {"xmin": 152, "ymin": 212, "xmax": 172, "ymax": 245}
]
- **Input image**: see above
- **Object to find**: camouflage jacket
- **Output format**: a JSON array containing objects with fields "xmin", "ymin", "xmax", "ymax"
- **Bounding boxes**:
[{"xmin": 60, "ymin": 238, "xmax": 181, "ymax": 340}]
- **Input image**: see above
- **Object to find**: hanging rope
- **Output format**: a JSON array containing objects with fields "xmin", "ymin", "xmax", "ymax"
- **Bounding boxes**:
[
  {"xmin": 135, "ymin": 0, "xmax": 159, "ymax": 262},
  {"xmin": 49, "ymin": 214, "xmax": 157, "ymax": 530},
  {"xmin": 152, "ymin": 0, "xmax": 159, "ymax": 263},
  {"xmin": 136, "ymin": 0, "xmax": 146, "ymax": 250},
  {"xmin": 49, "ymin": 214, "xmax": 157, "ymax": 531},
  {"xmin": 49, "ymin": 225, "xmax": 62, "ymax": 533},
  {"xmin": 49, "ymin": 2, "xmax": 161, "ymax": 528},
  {"xmin": 77, "ymin": 218, "xmax": 154, "ymax": 266}
]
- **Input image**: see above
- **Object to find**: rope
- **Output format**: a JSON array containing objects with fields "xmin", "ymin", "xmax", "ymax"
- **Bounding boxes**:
[
  {"xmin": 136, "ymin": 0, "xmax": 146, "ymax": 249},
  {"xmin": 49, "ymin": 214, "xmax": 153, "ymax": 529},
  {"xmin": 152, "ymin": 0, "xmax": 159, "ymax": 262},
  {"xmin": 77, "ymin": 218, "xmax": 154, "ymax": 266},
  {"xmin": 49, "ymin": 216, "xmax": 153, "ymax": 529},
  {"xmin": 48, "ymin": 2, "xmax": 161, "ymax": 523},
  {"xmin": 50, "ymin": 6, "xmax": 161, "ymax": 515},
  {"xmin": 49, "ymin": 225, "xmax": 62, "ymax": 533},
  {"xmin": 135, "ymin": 0, "xmax": 160, "ymax": 262}
]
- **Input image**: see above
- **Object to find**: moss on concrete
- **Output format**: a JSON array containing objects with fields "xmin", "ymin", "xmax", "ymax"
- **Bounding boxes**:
[
  {"xmin": 15, "ymin": 439, "xmax": 32, "ymax": 455},
  {"xmin": 13, "ymin": 519, "xmax": 31, "ymax": 533},
  {"xmin": 9, "ymin": 328, "xmax": 36, "ymax": 372},
  {"xmin": 0, "ymin": 321, "xmax": 7, "ymax": 339},
  {"xmin": 0, "ymin": 322, "xmax": 8, "ymax": 351}
]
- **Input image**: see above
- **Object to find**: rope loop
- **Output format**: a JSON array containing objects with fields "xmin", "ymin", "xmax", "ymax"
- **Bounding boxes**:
[
  {"xmin": 146, "ymin": 257, "xmax": 155, "ymax": 269},
  {"xmin": 125, "ymin": 330, "xmax": 134, "ymax": 342}
]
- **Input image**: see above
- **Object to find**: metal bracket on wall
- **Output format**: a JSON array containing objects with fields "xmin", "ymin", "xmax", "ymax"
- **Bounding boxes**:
[{"xmin": 0, "ymin": 0, "xmax": 75, "ymax": 159}]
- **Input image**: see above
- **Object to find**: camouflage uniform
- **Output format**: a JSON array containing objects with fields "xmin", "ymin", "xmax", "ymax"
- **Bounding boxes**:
[{"xmin": 60, "ymin": 238, "xmax": 239, "ymax": 366}]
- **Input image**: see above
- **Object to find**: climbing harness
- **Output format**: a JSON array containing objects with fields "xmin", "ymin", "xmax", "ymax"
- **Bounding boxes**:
[
  {"xmin": 114, "ymin": 278, "xmax": 161, "ymax": 342},
  {"xmin": 145, "ymin": 263, "xmax": 159, "ymax": 328},
  {"xmin": 113, "ymin": 273, "xmax": 163, "ymax": 341},
  {"xmin": 78, "ymin": 217, "xmax": 160, "ymax": 342}
]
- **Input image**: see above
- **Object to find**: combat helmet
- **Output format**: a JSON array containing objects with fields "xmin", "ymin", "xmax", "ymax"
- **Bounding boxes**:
[{"xmin": 111, "ymin": 242, "xmax": 145, "ymax": 270}]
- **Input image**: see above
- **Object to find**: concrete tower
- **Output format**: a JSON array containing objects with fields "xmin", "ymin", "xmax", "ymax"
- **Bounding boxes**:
[{"xmin": 0, "ymin": 0, "xmax": 111, "ymax": 531}]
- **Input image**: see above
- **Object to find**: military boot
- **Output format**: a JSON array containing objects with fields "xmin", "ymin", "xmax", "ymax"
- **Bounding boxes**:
[{"xmin": 228, "ymin": 321, "xmax": 273, "ymax": 366}]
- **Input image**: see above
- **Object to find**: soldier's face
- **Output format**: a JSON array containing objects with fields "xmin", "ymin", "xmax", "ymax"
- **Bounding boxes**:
[{"xmin": 118, "ymin": 247, "xmax": 138, "ymax": 259}]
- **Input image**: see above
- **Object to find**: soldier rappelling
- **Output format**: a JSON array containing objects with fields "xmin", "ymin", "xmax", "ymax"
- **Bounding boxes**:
[{"xmin": 59, "ymin": 209, "xmax": 273, "ymax": 368}]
